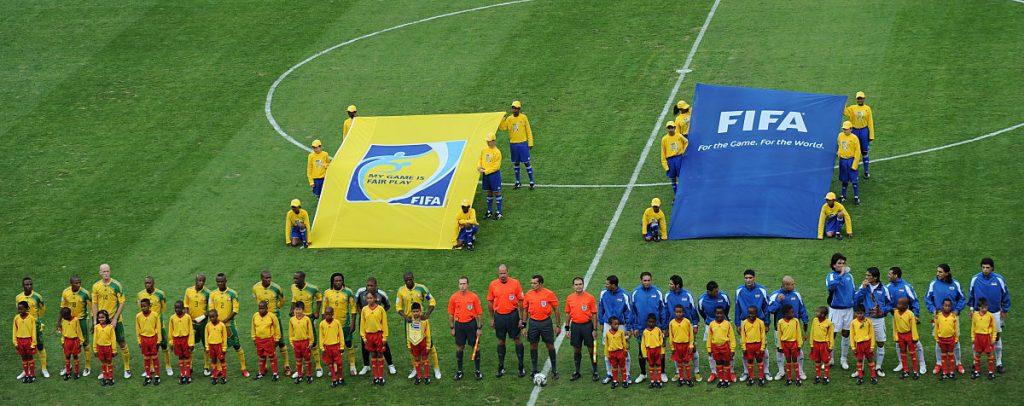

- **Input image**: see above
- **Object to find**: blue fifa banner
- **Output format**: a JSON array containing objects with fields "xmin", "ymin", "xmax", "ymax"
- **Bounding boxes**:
[{"xmin": 668, "ymin": 84, "xmax": 846, "ymax": 239}]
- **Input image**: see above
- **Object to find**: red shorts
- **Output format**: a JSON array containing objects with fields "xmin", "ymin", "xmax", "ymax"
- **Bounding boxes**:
[
  {"xmin": 897, "ymin": 332, "xmax": 916, "ymax": 351},
  {"xmin": 292, "ymin": 339, "xmax": 311, "ymax": 359},
  {"xmin": 710, "ymin": 343, "xmax": 732, "ymax": 362},
  {"xmin": 973, "ymin": 334, "xmax": 993, "ymax": 353},
  {"xmin": 208, "ymin": 343, "xmax": 225, "ymax": 360},
  {"xmin": 140, "ymin": 335, "xmax": 158, "ymax": 356},
  {"xmin": 96, "ymin": 345, "xmax": 114, "ymax": 362},
  {"xmin": 322, "ymin": 344, "xmax": 343, "ymax": 364},
  {"xmin": 63, "ymin": 337, "xmax": 82, "ymax": 356},
  {"xmin": 255, "ymin": 337, "xmax": 276, "ymax": 357},
  {"xmin": 854, "ymin": 340, "xmax": 873, "ymax": 359},
  {"xmin": 173, "ymin": 336, "xmax": 192, "ymax": 358},
  {"xmin": 780, "ymin": 340, "xmax": 800, "ymax": 358},
  {"xmin": 608, "ymin": 349, "xmax": 626, "ymax": 367},
  {"xmin": 409, "ymin": 341, "xmax": 428, "ymax": 358},
  {"xmin": 743, "ymin": 342, "xmax": 764, "ymax": 360},
  {"xmin": 645, "ymin": 347, "xmax": 662, "ymax": 367},
  {"xmin": 671, "ymin": 342, "xmax": 692, "ymax": 363},
  {"xmin": 810, "ymin": 341, "xmax": 831, "ymax": 363},
  {"xmin": 937, "ymin": 336, "xmax": 957, "ymax": 353},
  {"xmin": 16, "ymin": 337, "xmax": 35, "ymax": 356},
  {"xmin": 363, "ymin": 332, "xmax": 384, "ymax": 353}
]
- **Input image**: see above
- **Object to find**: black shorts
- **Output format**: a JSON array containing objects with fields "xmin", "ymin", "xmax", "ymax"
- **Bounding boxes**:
[
  {"xmin": 570, "ymin": 322, "xmax": 595, "ymax": 348},
  {"xmin": 527, "ymin": 318, "xmax": 554, "ymax": 344},
  {"xmin": 454, "ymin": 321, "xmax": 477, "ymax": 346},
  {"xmin": 494, "ymin": 311, "xmax": 521, "ymax": 340}
]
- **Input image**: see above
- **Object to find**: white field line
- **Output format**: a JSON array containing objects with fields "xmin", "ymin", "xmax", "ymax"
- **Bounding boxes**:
[{"xmin": 525, "ymin": 0, "xmax": 722, "ymax": 404}]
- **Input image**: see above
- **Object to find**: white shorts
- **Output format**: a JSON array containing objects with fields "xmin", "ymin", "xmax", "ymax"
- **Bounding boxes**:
[
  {"xmin": 829, "ymin": 308, "xmax": 853, "ymax": 331},
  {"xmin": 869, "ymin": 317, "xmax": 887, "ymax": 342},
  {"xmin": 993, "ymin": 311, "xmax": 1004, "ymax": 333}
]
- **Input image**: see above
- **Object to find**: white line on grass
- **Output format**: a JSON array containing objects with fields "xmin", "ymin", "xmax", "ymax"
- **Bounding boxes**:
[
  {"xmin": 525, "ymin": 0, "xmax": 722, "ymax": 404},
  {"xmin": 265, "ymin": 0, "xmax": 534, "ymax": 152}
]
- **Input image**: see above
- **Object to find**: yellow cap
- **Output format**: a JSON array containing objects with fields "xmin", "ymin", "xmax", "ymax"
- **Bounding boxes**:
[
  {"xmin": 825, "ymin": 192, "xmax": 836, "ymax": 201},
  {"xmin": 842, "ymin": 121, "xmax": 853, "ymax": 130},
  {"xmin": 855, "ymin": 91, "xmax": 866, "ymax": 99},
  {"xmin": 651, "ymin": 198, "xmax": 661, "ymax": 207},
  {"xmin": 484, "ymin": 133, "xmax": 496, "ymax": 142},
  {"xmin": 511, "ymin": 100, "xmax": 522, "ymax": 108},
  {"xmin": 666, "ymin": 122, "xmax": 676, "ymax": 129},
  {"xmin": 291, "ymin": 199, "xmax": 302, "ymax": 207},
  {"xmin": 311, "ymin": 139, "xmax": 322, "ymax": 148},
  {"xmin": 347, "ymin": 105, "xmax": 357, "ymax": 112},
  {"xmin": 676, "ymin": 100, "xmax": 690, "ymax": 109},
  {"xmin": 461, "ymin": 199, "xmax": 470, "ymax": 206}
]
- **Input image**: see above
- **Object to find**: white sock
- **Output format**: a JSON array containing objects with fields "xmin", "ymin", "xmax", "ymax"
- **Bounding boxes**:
[
  {"xmin": 916, "ymin": 341, "xmax": 926, "ymax": 368},
  {"xmin": 798, "ymin": 350, "xmax": 805, "ymax": 375},
  {"xmin": 692, "ymin": 350, "xmax": 700, "ymax": 374},
  {"xmin": 625, "ymin": 352, "xmax": 632, "ymax": 377},
  {"xmin": 708, "ymin": 355, "xmax": 717, "ymax": 373},
  {"xmin": 776, "ymin": 350, "xmax": 785, "ymax": 373},
  {"xmin": 935, "ymin": 342, "xmax": 942, "ymax": 364},
  {"xmin": 894, "ymin": 344, "xmax": 902, "ymax": 363},
  {"xmin": 954, "ymin": 342, "xmax": 962, "ymax": 364},
  {"xmin": 995, "ymin": 340, "xmax": 1003, "ymax": 365},
  {"xmin": 840, "ymin": 336, "xmax": 850, "ymax": 360},
  {"xmin": 604, "ymin": 357, "xmax": 612, "ymax": 377},
  {"xmin": 876, "ymin": 345, "xmax": 885, "ymax": 368}
]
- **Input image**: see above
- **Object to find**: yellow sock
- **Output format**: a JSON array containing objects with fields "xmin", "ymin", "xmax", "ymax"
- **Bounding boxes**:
[
  {"xmin": 163, "ymin": 348, "xmax": 171, "ymax": 368},
  {"xmin": 236, "ymin": 348, "xmax": 247, "ymax": 371},
  {"xmin": 204, "ymin": 354, "xmax": 210, "ymax": 370},
  {"xmin": 347, "ymin": 347, "xmax": 356, "ymax": 368},
  {"xmin": 39, "ymin": 349, "xmax": 48, "ymax": 370},
  {"xmin": 429, "ymin": 346, "xmax": 439, "ymax": 370},
  {"xmin": 312, "ymin": 348, "xmax": 322, "ymax": 370},
  {"xmin": 280, "ymin": 346, "xmax": 291, "ymax": 370},
  {"xmin": 120, "ymin": 345, "xmax": 132, "ymax": 371},
  {"xmin": 83, "ymin": 346, "xmax": 92, "ymax": 369}
]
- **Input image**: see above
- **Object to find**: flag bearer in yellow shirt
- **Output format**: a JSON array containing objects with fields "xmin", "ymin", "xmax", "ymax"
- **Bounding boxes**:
[
  {"xmin": 660, "ymin": 122, "xmax": 688, "ymax": 195},
  {"xmin": 674, "ymin": 100, "xmax": 692, "ymax": 137},
  {"xmin": 642, "ymin": 198, "xmax": 667, "ymax": 242},
  {"xmin": 818, "ymin": 192, "xmax": 853, "ymax": 240},
  {"xmin": 478, "ymin": 133, "xmax": 503, "ymax": 219},
  {"xmin": 836, "ymin": 121, "xmax": 862, "ymax": 205},
  {"xmin": 454, "ymin": 199, "xmax": 478, "ymax": 250},
  {"xmin": 286, "ymin": 199, "xmax": 311, "ymax": 248},
  {"xmin": 499, "ymin": 100, "xmax": 536, "ymax": 190},
  {"xmin": 343, "ymin": 105, "xmax": 357, "ymax": 139},
  {"xmin": 307, "ymin": 139, "xmax": 331, "ymax": 199},
  {"xmin": 844, "ymin": 91, "xmax": 875, "ymax": 179}
]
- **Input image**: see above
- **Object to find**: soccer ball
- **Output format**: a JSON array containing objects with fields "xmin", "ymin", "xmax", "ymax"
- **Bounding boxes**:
[{"xmin": 532, "ymin": 373, "xmax": 547, "ymax": 387}]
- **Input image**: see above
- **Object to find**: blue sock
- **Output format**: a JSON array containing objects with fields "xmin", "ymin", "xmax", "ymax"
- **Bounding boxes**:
[
  {"xmin": 300, "ymin": 229, "xmax": 308, "ymax": 244},
  {"xmin": 487, "ymin": 196, "xmax": 494, "ymax": 212},
  {"xmin": 496, "ymin": 196, "xmax": 503, "ymax": 213},
  {"xmin": 514, "ymin": 164, "xmax": 521, "ymax": 183},
  {"xmin": 863, "ymin": 152, "xmax": 870, "ymax": 174},
  {"xmin": 525, "ymin": 163, "xmax": 534, "ymax": 183},
  {"xmin": 672, "ymin": 179, "xmax": 678, "ymax": 194},
  {"xmin": 853, "ymin": 182, "xmax": 859, "ymax": 197},
  {"xmin": 842, "ymin": 182, "xmax": 848, "ymax": 197}
]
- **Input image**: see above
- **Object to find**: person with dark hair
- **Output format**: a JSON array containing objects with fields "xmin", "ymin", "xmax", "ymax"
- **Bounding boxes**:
[
  {"xmin": 323, "ymin": 273, "xmax": 357, "ymax": 375},
  {"xmin": 136, "ymin": 297, "xmax": 162, "ymax": 385},
  {"xmin": 885, "ymin": 266, "xmax": 926, "ymax": 374},
  {"xmin": 252, "ymin": 271, "xmax": 290, "ymax": 376},
  {"xmin": 599, "ymin": 275, "xmax": 632, "ymax": 384},
  {"xmin": 522, "ymin": 275, "xmax": 560, "ymax": 378},
  {"xmin": 210, "ymin": 273, "xmax": 249, "ymax": 378},
  {"xmin": 697, "ymin": 281, "xmax": 731, "ymax": 383},
  {"xmin": 60, "ymin": 275, "xmax": 92, "ymax": 377},
  {"xmin": 448, "ymin": 276, "xmax": 483, "ymax": 381},
  {"xmin": 852, "ymin": 267, "xmax": 892, "ymax": 378},
  {"xmin": 734, "ymin": 269, "xmax": 769, "ymax": 381},
  {"xmin": 137, "ymin": 276, "xmax": 172, "ymax": 378},
  {"xmin": 13, "ymin": 301, "xmax": 38, "ymax": 383},
  {"xmin": 925, "ymin": 264, "xmax": 966, "ymax": 375},
  {"xmin": 850, "ymin": 304, "xmax": 877, "ymax": 385},
  {"xmin": 664, "ymin": 275, "xmax": 701, "ymax": 381},
  {"xmin": 356, "ymin": 277, "xmax": 396, "ymax": 375},
  {"xmin": 825, "ymin": 253, "xmax": 855, "ymax": 370},
  {"xmin": 290, "ymin": 271, "xmax": 323, "ymax": 378},
  {"xmin": 17, "ymin": 276, "xmax": 48, "ymax": 380},
  {"xmin": 968, "ymin": 257, "xmax": 1010, "ymax": 373},
  {"xmin": 630, "ymin": 271, "xmax": 665, "ymax": 383}
]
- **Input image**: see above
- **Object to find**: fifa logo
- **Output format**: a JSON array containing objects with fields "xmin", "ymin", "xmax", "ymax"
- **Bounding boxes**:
[
  {"xmin": 718, "ymin": 110, "xmax": 808, "ymax": 133},
  {"xmin": 346, "ymin": 141, "xmax": 466, "ymax": 207}
]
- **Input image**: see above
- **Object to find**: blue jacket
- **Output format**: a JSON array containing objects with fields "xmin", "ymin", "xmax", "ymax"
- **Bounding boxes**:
[
  {"xmin": 826, "ymin": 270, "xmax": 855, "ymax": 309},
  {"xmin": 734, "ymin": 283, "xmax": 770, "ymax": 326},
  {"xmin": 631, "ymin": 284, "xmax": 666, "ymax": 330},
  {"xmin": 664, "ymin": 288, "xmax": 699, "ymax": 328},
  {"xmin": 885, "ymin": 279, "xmax": 921, "ymax": 317},
  {"xmin": 924, "ymin": 278, "xmax": 966, "ymax": 313},
  {"xmin": 598, "ymin": 287, "xmax": 632, "ymax": 326},
  {"xmin": 968, "ymin": 272, "xmax": 1011, "ymax": 312},
  {"xmin": 697, "ymin": 292, "xmax": 731, "ymax": 324},
  {"xmin": 854, "ymin": 283, "xmax": 892, "ymax": 319},
  {"xmin": 766, "ymin": 288, "xmax": 808, "ymax": 329}
]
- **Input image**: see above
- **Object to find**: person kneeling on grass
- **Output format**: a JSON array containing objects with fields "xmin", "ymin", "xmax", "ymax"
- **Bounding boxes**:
[
  {"xmin": 818, "ymin": 192, "xmax": 852, "ymax": 240},
  {"xmin": 286, "ymin": 199, "xmax": 311, "ymax": 248},
  {"xmin": 454, "ymin": 199, "xmax": 478, "ymax": 251},
  {"xmin": 642, "ymin": 198, "xmax": 667, "ymax": 242}
]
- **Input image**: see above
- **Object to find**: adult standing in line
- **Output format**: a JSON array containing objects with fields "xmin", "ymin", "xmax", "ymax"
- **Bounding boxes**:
[
  {"xmin": 323, "ymin": 273, "xmax": 358, "ymax": 376},
  {"xmin": 486, "ymin": 264, "xmax": 526, "ymax": 378},
  {"xmin": 522, "ymin": 275, "xmax": 560, "ymax": 379},
  {"xmin": 396, "ymin": 271, "xmax": 441, "ymax": 380},
  {"xmin": 697, "ymin": 281, "xmax": 731, "ymax": 383},
  {"xmin": 564, "ymin": 276, "xmax": 599, "ymax": 381},
  {"xmin": 208, "ymin": 273, "xmax": 250, "ymax": 377},
  {"xmin": 968, "ymin": 258, "xmax": 1010, "ymax": 373},
  {"xmin": 16, "ymin": 277, "xmax": 49, "ymax": 379},
  {"xmin": 184, "ymin": 274, "xmax": 211, "ymax": 376},
  {"xmin": 734, "ymin": 269, "xmax": 770, "ymax": 381},
  {"xmin": 664, "ymin": 275, "xmax": 701, "ymax": 381},
  {"xmin": 448, "ymin": 276, "xmax": 483, "ymax": 380},
  {"xmin": 767, "ymin": 276, "xmax": 807, "ymax": 381},
  {"xmin": 598, "ymin": 275, "xmax": 632, "ymax": 384},
  {"xmin": 631, "ymin": 272, "xmax": 666, "ymax": 384},
  {"xmin": 355, "ymin": 277, "xmax": 397, "ymax": 375},
  {"xmin": 924, "ymin": 263, "xmax": 967, "ymax": 375},
  {"xmin": 885, "ymin": 267, "xmax": 927, "ymax": 374},
  {"xmin": 825, "ymin": 253, "xmax": 855, "ymax": 370},
  {"xmin": 137, "ymin": 276, "xmax": 173, "ymax": 377},
  {"xmin": 852, "ymin": 267, "xmax": 892, "ymax": 378},
  {"xmin": 252, "ymin": 271, "xmax": 291, "ymax": 376},
  {"xmin": 91, "ymin": 264, "xmax": 130, "ymax": 379},
  {"xmin": 60, "ymin": 276, "xmax": 92, "ymax": 377}
]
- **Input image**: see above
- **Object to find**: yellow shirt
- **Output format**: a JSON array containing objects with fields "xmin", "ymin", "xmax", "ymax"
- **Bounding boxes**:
[
  {"xmin": 456, "ymin": 208, "xmax": 478, "ymax": 227},
  {"xmin": 818, "ymin": 202, "xmax": 853, "ymax": 239},
  {"xmin": 12, "ymin": 314, "xmax": 37, "ymax": 347},
  {"xmin": 499, "ymin": 113, "xmax": 534, "ymax": 146},
  {"xmin": 674, "ymin": 111, "xmax": 692, "ymax": 136},
  {"xmin": 136, "ymin": 311, "xmax": 162, "ymax": 342},
  {"xmin": 971, "ymin": 311, "xmax": 997, "ymax": 342},
  {"xmin": 323, "ymin": 288, "xmax": 358, "ymax": 328},
  {"xmin": 205, "ymin": 321, "xmax": 227, "ymax": 349},
  {"xmin": 209, "ymin": 288, "xmax": 240, "ymax": 323},
  {"xmin": 292, "ymin": 283, "xmax": 323, "ymax": 316},
  {"xmin": 15, "ymin": 290, "xmax": 45, "ymax": 320},
  {"xmin": 91, "ymin": 279, "xmax": 126, "ymax": 322},
  {"xmin": 137, "ymin": 289, "xmax": 167, "ymax": 320},
  {"xmin": 289, "ymin": 315, "xmax": 314, "ymax": 343},
  {"xmin": 396, "ymin": 283, "xmax": 436, "ymax": 316},
  {"xmin": 641, "ymin": 327, "xmax": 664, "ymax": 358},
  {"xmin": 850, "ymin": 317, "xmax": 876, "ymax": 349},
  {"xmin": 893, "ymin": 309, "xmax": 919, "ymax": 341},
  {"xmin": 843, "ymin": 104, "xmax": 874, "ymax": 140},
  {"xmin": 706, "ymin": 320, "xmax": 736, "ymax": 352},
  {"xmin": 60, "ymin": 287, "xmax": 91, "ymax": 320},
  {"xmin": 642, "ymin": 208, "xmax": 667, "ymax": 239},
  {"xmin": 777, "ymin": 318, "xmax": 803, "ymax": 345},
  {"xmin": 360, "ymin": 305, "xmax": 388, "ymax": 341},
  {"xmin": 741, "ymin": 318, "xmax": 767, "ymax": 351},
  {"xmin": 836, "ymin": 132, "xmax": 862, "ymax": 168},
  {"xmin": 184, "ymin": 287, "xmax": 210, "ymax": 321},
  {"xmin": 168, "ymin": 313, "xmax": 195, "ymax": 347},
  {"xmin": 405, "ymin": 319, "xmax": 431, "ymax": 348},
  {"xmin": 810, "ymin": 317, "xmax": 834, "ymax": 348},
  {"xmin": 252, "ymin": 282, "xmax": 287, "ymax": 314},
  {"xmin": 93, "ymin": 323, "xmax": 116, "ymax": 351},
  {"xmin": 479, "ymin": 147, "xmax": 501, "ymax": 175},
  {"xmin": 934, "ymin": 312, "xmax": 958, "ymax": 341},
  {"xmin": 251, "ymin": 312, "xmax": 281, "ymax": 340},
  {"xmin": 285, "ymin": 209, "xmax": 311, "ymax": 244},
  {"xmin": 669, "ymin": 317, "xmax": 693, "ymax": 344},
  {"xmin": 604, "ymin": 328, "xmax": 628, "ymax": 356},
  {"xmin": 660, "ymin": 133, "xmax": 688, "ymax": 171},
  {"xmin": 320, "ymin": 319, "xmax": 345, "ymax": 350},
  {"xmin": 60, "ymin": 317, "xmax": 84, "ymax": 340},
  {"xmin": 307, "ymin": 150, "xmax": 331, "ymax": 185},
  {"xmin": 343, "ymin": 117, "xmax": 354, "ymax": 139}
]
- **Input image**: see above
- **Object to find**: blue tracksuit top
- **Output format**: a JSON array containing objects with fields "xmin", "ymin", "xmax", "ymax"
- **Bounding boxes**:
[
  {"xmin": 968, "ymin": 272, "xmax": 1011, "ymax": 312},
  {"xmin": 664, "ymin": 288, "xmax": 699, "ymax": 327},
  {"xmin": 766, "ymin": 288, "xmax": 808, "ymax": 329},
  {"xmin": 631, "ymin": 284, "xmax": 666, "ymax": 331},
  {"xmin": 885, "ymin": 279, "xmax": 921, "ymax": 317},
  {"xmin": 697, "ymin": 292, "xmax": 731, "ymax": 324},
  {"xmin": 826, "ymin": 270, "xmax": 855, "ymax": 309},
  {"xmin": 924, "ymin": 278, "xmax": 966, "ymax": 313},
  {"xmin": 854, "ymin": 283, "xmax": 892, "ymax": 319},
  {"xmin": 734, "ymin": 283, "xmax": 770, "ymax": 326},
  {"xmin": 598, "ymin": 287, "xmax": 632, "ymax": 326}
]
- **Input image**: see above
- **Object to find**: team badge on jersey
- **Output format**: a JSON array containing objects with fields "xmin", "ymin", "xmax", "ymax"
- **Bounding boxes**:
[
  {"xmin": 540, "ymin": 300, "xmax": 548, "ymax": 308},
  {"xmin": 509, "ymin": 294, "xmax": 515, "ymax": 302},
  {"xmin": 467, "ymin": 304, "xmax": 474, "ymax": 311},
  {"xmin": 581, "ymin": 305, "xmax": 588, "ymax": 311},
  {"xmin": 347, "ymin": 141, "xmax": 466, "ymax": 207}
]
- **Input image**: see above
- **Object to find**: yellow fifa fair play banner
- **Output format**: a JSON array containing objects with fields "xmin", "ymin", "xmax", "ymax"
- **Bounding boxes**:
[{"xmin": 309, "ymin": 112, "xmax": 505, "ymax": 249}]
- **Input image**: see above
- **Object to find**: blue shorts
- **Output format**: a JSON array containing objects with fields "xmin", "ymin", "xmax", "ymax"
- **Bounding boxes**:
[
  {"xmin": 646, "ymin": 222, "xmax": 661, "ymax": 238},
  {"xmin": 290, "ymin": 225, "xmax": 306, "ymax": 240},
  {"xmin": 510, "ymin": 142, "xmax": 531, "ymax": 163},
  {"xmin": 852, "ymin": 127, "xmax": 870, "ymax": 152},
  {"xmin": 312, "ymin": 178, "xmax": 324, "ymax": 197},
  {"xmin": 838, "ymin": 158, "xmax": 858, "ymax": 183},
  {"xmin": 825, "ymin": 215, "xmax": 842, "ymax": 234},
  {"xmin": 458, "ymin": 225, "xmax": 478, "ymax": 243},
  {"xmin": 483, "ymin": 171, "xmax": 502, "ymax": 192},
  {"xmin": 665, "ymin": 155, "xmax": 683, "ymax": 179}
]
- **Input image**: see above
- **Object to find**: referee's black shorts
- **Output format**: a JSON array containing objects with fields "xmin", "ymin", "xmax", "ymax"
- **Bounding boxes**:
[
  {"xmin": 454, "ymin": 320, "xmax": 477, "ymax": 346},
  {"xmin": 494, "ymin": 310, "xmax": 521, "ymax": 340},
  {"xmin": 527, "ymin": 317, "xmax": 554, "ymax": 344},
  {"xmin": 569, "ymin": 322, "xmax": 595, "ymax": 348}
]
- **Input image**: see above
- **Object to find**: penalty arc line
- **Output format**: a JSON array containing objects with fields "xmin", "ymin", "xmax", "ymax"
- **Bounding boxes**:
[{"xmin": 524, "ymin": 0, "xmax": 722, "ymax": 404}]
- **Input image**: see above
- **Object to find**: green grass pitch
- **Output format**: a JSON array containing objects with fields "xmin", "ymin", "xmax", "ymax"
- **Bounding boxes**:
[{"xmin": 1, "ymin": 0, "xmax": 1022, "ymax": 404}]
